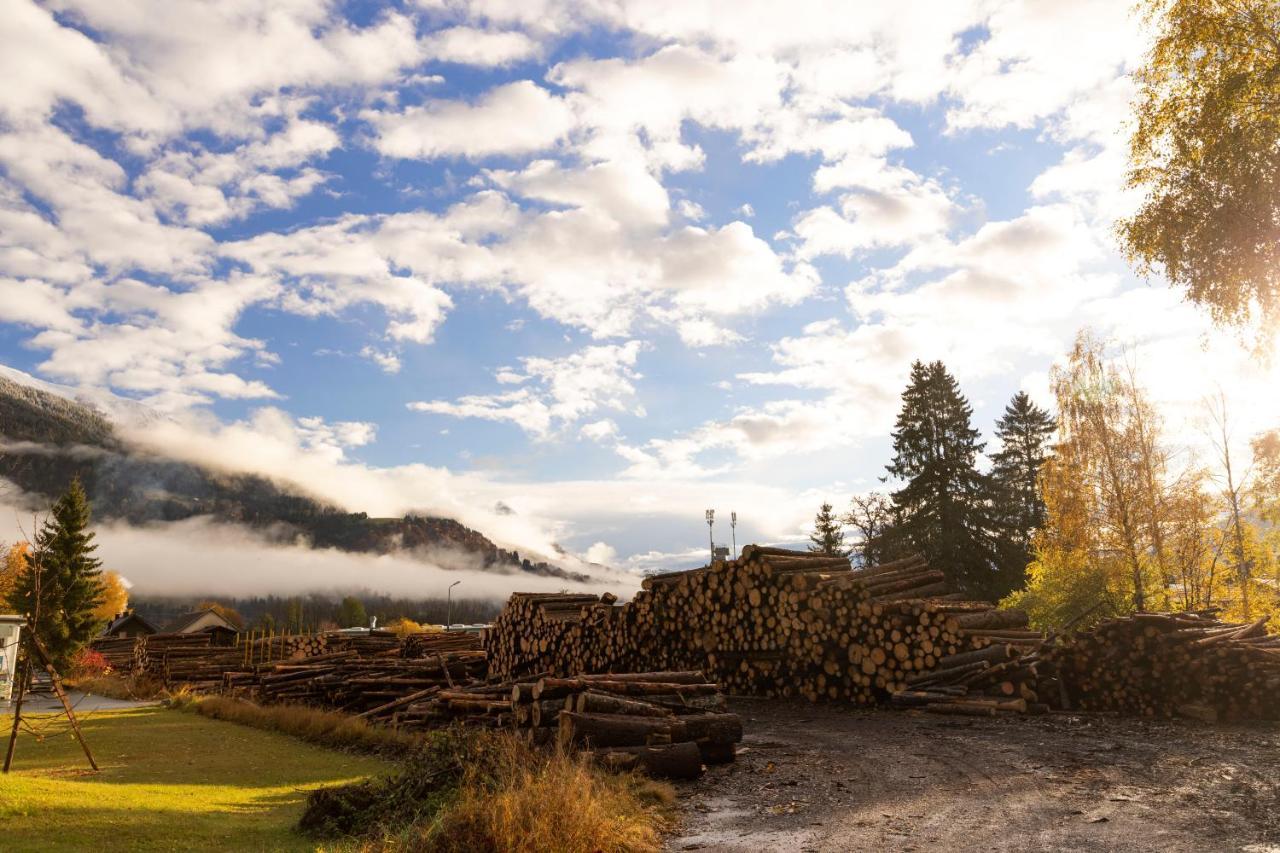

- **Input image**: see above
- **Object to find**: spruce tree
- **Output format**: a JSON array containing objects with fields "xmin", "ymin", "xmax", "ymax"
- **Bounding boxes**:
[
  {"xmin": 808, "ymin": 502, "xmax": 849, "ymax": 556},
  {"xmin": 989, "ymin": 391, "xmax": 1057, "ymax": 589},
  {"xmin": 885, "ymin": 361, "xmax": 995, "ymax": 595},
  {"xmin": 5, "ymin": 478, "xmax": 105, "ymax": 669}
]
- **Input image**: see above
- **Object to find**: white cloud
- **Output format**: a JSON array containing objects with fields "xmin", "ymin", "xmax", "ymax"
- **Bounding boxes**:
[
  {"xmin": 360, "ymin": 346, "xmax": 402, "ymax": 374},
  {"xmin": 676, "ymin": 199, "xmax": 706, "ymax": 222},
  {"xmin": 423, "ymin": 26, "xmax": 539, "ymax": 66},
  {"xmin": 409, "ymin": 341, "xmax": 645, "ymax": 438},
  {"xmin": 944, "ymin": 0, "xmax": 1144, "ymax": 133},
  {"xmin": 584, "ymin": 541, "xmax": 618, "ymax": 565},
  {"xmin": 580, "ymin": 419, "xmax": 620, "ymax": 442},
  {"xmin": 138, "ymin": 117, "xmax": 340, "ymax": 226},
  {"xmin": 487, "ymin": 157, "xmax": 671, "ymax": 229},
  {"xmin": 364, "ymin": 80, "xmax": 574, "ymax": 160}
]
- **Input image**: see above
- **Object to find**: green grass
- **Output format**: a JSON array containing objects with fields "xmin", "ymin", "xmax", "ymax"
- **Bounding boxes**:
[{"xmin": 0, "ymin": 707, "xmax": 393, "ymax": 852}]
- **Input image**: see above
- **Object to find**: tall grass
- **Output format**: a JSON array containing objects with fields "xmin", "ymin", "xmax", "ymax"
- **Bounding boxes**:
[
  {"xmin": 181, "ymin": 695, "xmax": 422, "ymax": 756},
  {"xmin": 425, "ymin": 735, "xmax": 675, "ymax": 853},
  {"xmin": 302, "ymin": 728, "xmax": 675, "ymax": 853},
  {"xmin": 64, "ymin": 672, "xmax": 165, "ymax": 701}
]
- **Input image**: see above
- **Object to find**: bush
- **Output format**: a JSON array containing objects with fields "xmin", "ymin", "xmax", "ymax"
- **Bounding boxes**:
[{"xmin": 70, "ymin": 648, "xmax": 111, "ymax": 678}]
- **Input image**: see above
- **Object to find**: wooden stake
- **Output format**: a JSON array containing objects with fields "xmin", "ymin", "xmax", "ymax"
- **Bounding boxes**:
[{"xmin": 3, "ymin": 653, "xmax": 30, "ymax": 773}]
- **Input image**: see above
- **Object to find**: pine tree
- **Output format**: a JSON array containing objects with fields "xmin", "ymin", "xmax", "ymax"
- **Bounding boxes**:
[
  {"xmin": 885, "ymin": 361, "xmax": 996, "ymax": 595},
  {"xmin": 989, "ymin": 391, "xmax": 1057, "ymax": 590},
  {"xmin": 808, "ymin": 502, "xmax": 849, "ymax": 556},
  {"xmin": 5, "ymin": 478, "xmax": 105, "ymax": 669}
]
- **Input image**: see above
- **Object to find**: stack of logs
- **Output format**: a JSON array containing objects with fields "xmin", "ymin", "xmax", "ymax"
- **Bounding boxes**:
[
  {"xmin": 384, "ymin": 670, "xmax": 739, "ymax": 779},
  {"xmin": 484, "ymin": 548, "xmax": 1044, "ymax": 709},
  {"xmin": 89, "ymin": 635, "xmax": 143, "ymax": 671},
  {"xmin": 134, "ymin": 633, "xmax": 216, "ymax": 678},
  {"xmin": 1044, "ymin": 611, "xmax": 1280, "ymax": 721},
  {"xmin": 401, "ymin": 631, "xmax": 482, "ymax": 657},
  {"xmin": 224, "ymin": 649, "xmax": 490, "ymax": 713},
  {"xmin": 889, "ymin": 640, "xmax": 1050, "ymax": 716}
]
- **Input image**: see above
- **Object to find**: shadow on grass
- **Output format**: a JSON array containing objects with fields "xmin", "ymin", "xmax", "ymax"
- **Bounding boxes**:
[{"xmin": 3, "ymin": 706, "xmax": 392, "ymax": 788}]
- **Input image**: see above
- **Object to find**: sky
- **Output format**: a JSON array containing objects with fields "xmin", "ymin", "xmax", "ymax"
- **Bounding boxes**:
[{"xmin": 2, "ymin": 0, "xmax": 1279, "ymax": 587}]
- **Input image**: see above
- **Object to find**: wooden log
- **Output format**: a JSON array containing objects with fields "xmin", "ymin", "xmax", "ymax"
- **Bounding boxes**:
[
  {"xmin": 575, "ymin": 691, "xmax": 674, "ymax": 718},
  {"xmin": 593, "ymin": 742, "xmax": 705, "ymax": 779},
  {"xmin": 954, "ymin": 609, "xmax": 1030, "ymax": 630},
  {"xmin": 557, "ymin": 711, "xmax": 682, "ymax": 749}
]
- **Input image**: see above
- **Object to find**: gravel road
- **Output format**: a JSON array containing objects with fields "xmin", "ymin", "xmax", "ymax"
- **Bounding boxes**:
[{"xmin": 669, "ymin": 697, "xmax": 1280, "ymax": 852}]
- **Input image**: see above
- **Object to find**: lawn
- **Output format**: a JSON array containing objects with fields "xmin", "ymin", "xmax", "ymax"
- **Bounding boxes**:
[{"xmin": 0, "ymin": 706, "xmax": 393, "ymax": 852}]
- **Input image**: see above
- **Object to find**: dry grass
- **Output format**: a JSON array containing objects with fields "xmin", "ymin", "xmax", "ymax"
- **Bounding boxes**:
[
  {"xmin": 64, "ymin": 672, "xmax": 165, "ymax": 701},
  {"xmin": 182, "ymin": 695, "xmax": 423, "ymax": 756},
  {"xmin": 424, "ymin": 736, "xmax": 675, "ymax": 853},
  {"xmin": 304, "ymin": 728, "xmax": 675, "ymax": 853}
]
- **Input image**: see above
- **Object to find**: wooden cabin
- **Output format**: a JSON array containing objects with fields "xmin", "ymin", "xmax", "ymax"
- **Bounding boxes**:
[
  {"xmin": 100, "ymin": 610, "xmax": 159, "ymax": 639},
  {"xmin": 164, "ymin": 609, "xmax": 239, "ymax": 646}
]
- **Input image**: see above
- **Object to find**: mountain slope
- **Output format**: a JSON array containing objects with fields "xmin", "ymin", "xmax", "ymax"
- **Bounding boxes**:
[{"xmin": 0, "ymin": 373, "xmax": 588, "ymax": 582}]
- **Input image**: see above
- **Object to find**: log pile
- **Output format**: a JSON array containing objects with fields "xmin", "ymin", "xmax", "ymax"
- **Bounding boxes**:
[
  {"xmin": 401, "ymin": 631, "xmax": 482, "ymax": 657},
  {"xmin": 227, "ymin": 649, "xmax": 490, "ymax": 713},
  {"xmin": 134, "ymin": 632, "xmax": 215, "ymax": 677},
  {"xmin": 89, "ymin": 636, "xmax": 142, "ymax": 671},
  {"xmin": 388, "ymin": 670, "xmax": 739, "ymax": 779},
  {"xmin": 250, "ymin": 633, "xmax": 328, "ymax": 660},
  {"xmin": 324, "ymin": 630, "xmax": 400, "ymax": 657},
  {"xmin": 1044, "ymin": 612, "xmax": 1280, "ymax": 721},
  {"xmin": 889, "ymin": 640, "xmax": 1050, "ymax": 716},
  {"xmin": 484, "ymin": 547, "xmax": 1034, "ymax": 706}
]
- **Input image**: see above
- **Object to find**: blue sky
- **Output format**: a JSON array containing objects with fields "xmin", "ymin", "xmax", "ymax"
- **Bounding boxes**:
[{"xmin": 3, "ymin": 0, "xmax": 1278, "ymax": 583}]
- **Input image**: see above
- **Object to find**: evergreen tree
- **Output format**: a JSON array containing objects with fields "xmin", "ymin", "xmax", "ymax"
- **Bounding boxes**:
[
  {"xmin": 885, "ymin": 361, "xmax": 996, "ymax": 595},
  {"xmin": 5, "ymin": 478, "xmax": 105, "ymax": 669},
  {"xmin": 808, "ymin": 502, "xmax": 849, "ymax": 557},
  {"xmin": 989, "ymin": 391, "xmax": 1057, "ymax": 588},
  {"xmin": 993, "ymin": 389, "xmax": 1054, "ymax": 532},
  {"xmin": 338, "ymin": 595, "xmax": 368, "ymax": 628}
]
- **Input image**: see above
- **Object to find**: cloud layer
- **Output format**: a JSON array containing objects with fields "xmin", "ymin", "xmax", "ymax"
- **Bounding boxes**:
[{"xmin": 2, "ymin": 1, "xmax": 1277, "ymax": 579}]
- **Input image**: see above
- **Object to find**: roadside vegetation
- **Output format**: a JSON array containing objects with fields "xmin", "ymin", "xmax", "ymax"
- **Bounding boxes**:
[{"xmin": 177, "ymin": 693, "xmax": 423, "ymax": 756}]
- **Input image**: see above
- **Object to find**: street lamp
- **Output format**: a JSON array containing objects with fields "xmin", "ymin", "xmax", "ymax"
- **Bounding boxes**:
[
  {"xmin": 705, "ymin": 509, "xmax": 715, "ymax": 564},
  {"xmin": 447, "ymin": 580, "xmax": 461, "ymax": 630},
  {"xmin": 730, "ymin": 511, "xmax": 738, "ymax": 559}
]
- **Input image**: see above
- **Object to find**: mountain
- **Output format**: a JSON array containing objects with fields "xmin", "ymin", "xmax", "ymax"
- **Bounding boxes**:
[{"xmin": 0, "ymin": 372, "xmax": 589, "ymax": 583}]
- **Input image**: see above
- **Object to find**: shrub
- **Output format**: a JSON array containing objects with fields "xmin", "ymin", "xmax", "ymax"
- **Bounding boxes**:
[{"xmin": 70, "ymin": 648, "xmax": 111, "ymax": 678}]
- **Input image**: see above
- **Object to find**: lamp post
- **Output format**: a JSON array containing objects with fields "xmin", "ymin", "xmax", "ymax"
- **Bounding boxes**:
[
  {"xmin": 447, "ymin": 580, "xmax": 461, "ymax": 630},
  {"xmin": 730, "ymin": 511, "xmax": 737, "ymax": 559},
  {"xmin": 705, "ymin": 509, "xmax": 715, "ymax": 564}
]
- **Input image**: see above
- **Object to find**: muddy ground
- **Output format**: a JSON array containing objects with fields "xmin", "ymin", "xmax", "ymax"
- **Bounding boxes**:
[{"xmin": 669, "ymin": 697, "xmax": 1280, "ymax": 852}]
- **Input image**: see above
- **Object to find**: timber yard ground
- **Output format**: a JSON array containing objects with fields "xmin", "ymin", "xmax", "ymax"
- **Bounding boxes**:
[
  {"xmin": 5, "ymin": 694, "xmax": 1279, "ymax": 851},
  {"xmin": 669, "ymin": 698, "xmax": 1280, "ymax": 853}
]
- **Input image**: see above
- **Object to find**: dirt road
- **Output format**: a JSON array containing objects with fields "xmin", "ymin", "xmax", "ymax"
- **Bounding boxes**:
[{"xmin": 670, "ymin": 698, "xmax": 1280, "ymax": 852}]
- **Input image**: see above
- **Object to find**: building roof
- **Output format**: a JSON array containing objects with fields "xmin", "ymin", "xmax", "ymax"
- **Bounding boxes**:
[
  {"xmin": 164, "ymin": 609, "xmax": 237, "ymax": 634},
  {"xmin": 102, "ymin": 611, "xmax": 159, "ymax": 636}
]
